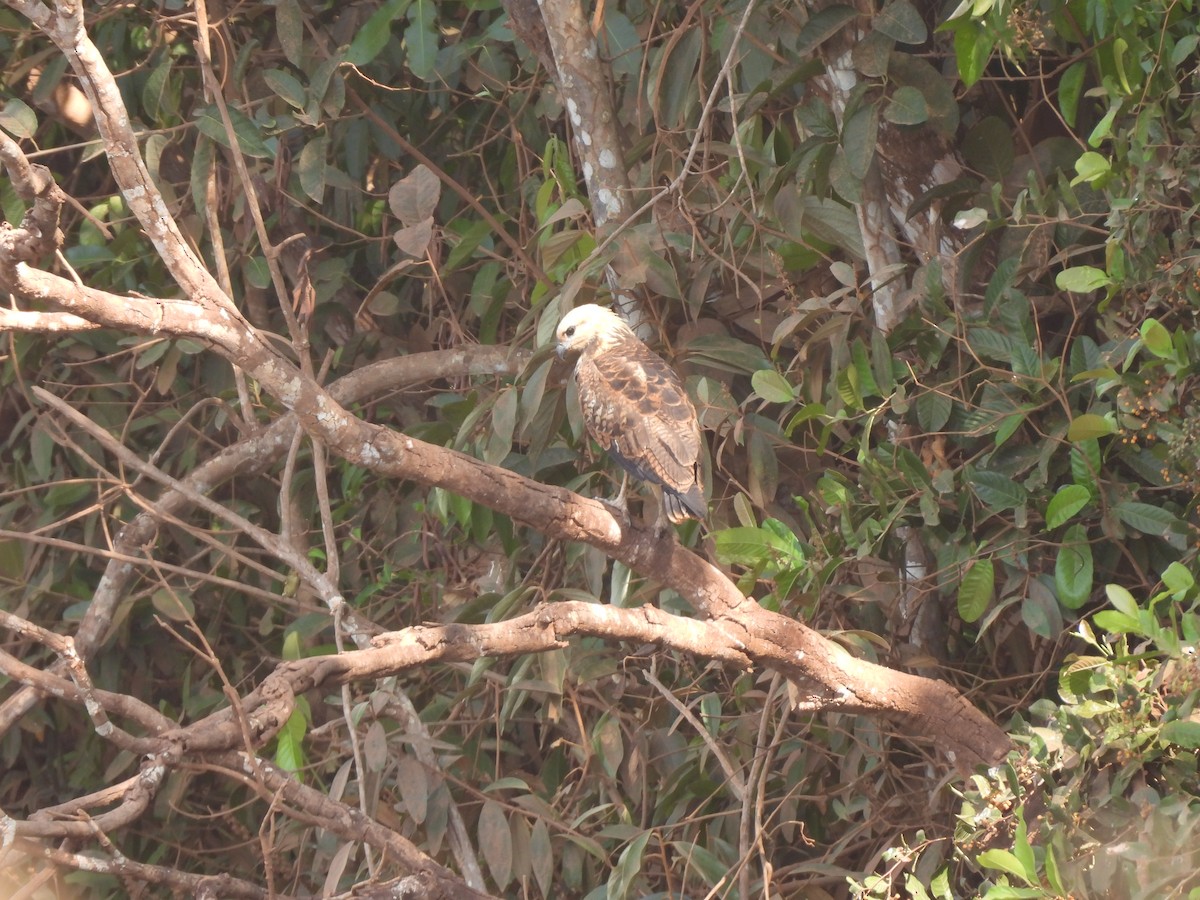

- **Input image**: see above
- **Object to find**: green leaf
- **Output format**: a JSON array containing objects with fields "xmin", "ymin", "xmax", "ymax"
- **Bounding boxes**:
[
  {"xmin": 994, "ymin": 412, "xmax": 1025, "ymax": 448},
  {"xmin": 874, "ymin": 0, "xmax": 927, "ymax": 44},
  {"xmin": 593, "ymin": 714, "xmax": 624, "ymax": 778},
  {"xmin": 405, "ymin": 0, "xmax": 438, "ymax": 81},
  {"xmin": 1104, "ymin": 583, "xmax": 1140, "ymax": 618},
  {"xmin": 1171, "ymin": 33, "xmax": 1200, "ymax": 68},
  {"xmin": 264, "ymin": 69, "xmax": 308, "ymax": 110},
  {"xmin": 682, "ymin": 334, "xmax": 770, "ymax": 375},
  {"xmin": 1045, "ymin": 484, "xmax": 1090, "ymax": 530},
  {"xmin": 751, "ymin": 369, "xmax": 796, "ymax": 404},
  {"xmin": 395, "ymin": 756, "xmax": 428, "ymax": 822},
  {"xmin": 1092, "ymin": 610, "xmax": 1142, "ymax": 634},
  {"xmin": 244, "ymin": 256, "xmax": 271, "ymax": 290},
  {"xmin": 151, "ymin": 588, "xmax": 194, "ymax": 621},
  {"xmin": 444, "ymin": 218, "xmax": 494, "ymax": 273},
  {"xmin": 958, "ymin": 557, "xmax": 994, "ymax": 623},
  {"xmin": 652, "ymin": 27, "xmax": 701, "ymax": 127},
  {"xmin": 1058, "ymin": 62, "xmax": 1085, "ymax": 127},
  {"xmin": 669, "ymin": 840, "xmax": 727, "ymax": 886},
  {"xmin": 1055, "ymin": 524, "xmax": 1093, "ymax": 609},
  {"xmin": 1071, "ymin": 151, "xmax": 1110, "ymax": 186},
  {"xmin": 885, "ymin": 85, "xmax": 928, "ymax": 125},
  {"xmin": 608, "ymin": 831, "xmax": 651, "ymax": 900},
  {"xmin": 1162, "ymin": 562, "xmax": 1194, "ymax": 596},
  {"xmin": 0, "ymin": 540, "xmax": 23, "ymax": 581},
  {"xmin": 0, "ymin": 97, "xmax": 38, "ymax": 139},
  {"xmin": 1088, "ymin": 98, "xmax": 1123, "ymax": 147},
  {"xmin": 1070, "ymin": 438, "xmax": 1101, "ymax": 491},
  {"xmin": 1012, "ymin": 809, "xmax": 1036, "ymax": 886},
  {"xmin": 1067, "ymin": 413, "xmax": 1116, "ymax": 441},
  {"xmin": 712, "ymin": 524, "xmax": 804, "ymax": 571},
  {"xmin": 1114, "ymin": 502, "xmax": 1182, "ymax": 540},
  {"xmin": 1140, "ymin": 318, "xmax": 1173, "ymax": 358},
  {"xmin": 531, "ymin": 820, "xmax": 553, "ymax": 898},
  {"xmin": 297, "ymin": 134, "xmax": 328, "ymax": 203},
  {"xmin": 842, "ymin": 104, "xmax": 879, "ymax": 181},
  {"xmin": 346, "ymin": 0, "xmax": 408, "ymax": 65},
  {"xmin": 1055, "ymin": 266, "xmax": 1112, "ymax": 294},
  {"xmin": 916, "ymin": 390, "xmax": 952, "ymax": 432},
  {"xmin": 478, "ymin": 800, "xmax": 513, "ymax": 889},
  {"xmin": 1161, "ymin": 721, "xmax": 1200, "ymax": 749},
  {"xmin": 969, "ymin": 470, "xmax": 1027, "ymax": 512},
  {"xmin": 796, "ymin": 5, "xmax": 858, "ymax": 54},
  {"xmin": 836, "ymin": 366, "xmax": 861, "ymax": 410},
  {"xmin": 274, "ymin": 706, "xmax": 308, "ymax": 774},
  {"xmin": 851, "ymin": 339, "xmax": 881, "ymax": 398},
  {"xmin": 976, "ymin": 849, "xmax": 1033, "ymax": 884},
  {"xmin": 490, "ymin": 388, "xmax": 518, "ymax": 463},
  {"xmin": 142, "ymin": 58, "xmax": 178, "ymax": 124},
  {"xmin": 952, "ymin": 19, "xmax": 993, "ymax": 88},
  {"xmin": 193, "ymin": 105, "xmax": 273, "ymax": 158},
  {"xmin": 275, "ymin": 0, "xmax": 304, "ymax": 67},
  {"xmin": 962, "ymin": 116, "xmax": 1013, "ymax": 178},
  {"xmin": 968, "ymin": 327, "xmax": 1014, "ymax": 362}
]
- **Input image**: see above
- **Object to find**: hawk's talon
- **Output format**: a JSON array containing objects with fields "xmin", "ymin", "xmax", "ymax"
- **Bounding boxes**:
[{"xmin": 596, "ymin": 495, "xmax": 631, "ymax": 526}]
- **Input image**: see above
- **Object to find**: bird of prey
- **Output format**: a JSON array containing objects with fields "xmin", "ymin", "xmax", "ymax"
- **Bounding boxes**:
[{"xmin": 555, "ymin": 304, "xmax": 705, "ymax": 530}]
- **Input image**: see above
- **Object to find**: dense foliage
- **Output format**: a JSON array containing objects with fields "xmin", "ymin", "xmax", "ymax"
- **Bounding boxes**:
[{"xmin": 1, "ymin": 0, "xmax": 1199, "ymax": 896}]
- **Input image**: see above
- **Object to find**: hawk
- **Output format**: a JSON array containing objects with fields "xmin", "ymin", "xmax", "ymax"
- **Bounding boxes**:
[{"xmin": 555, "ymin": 304, "xmax": 705, "ymax": 530}]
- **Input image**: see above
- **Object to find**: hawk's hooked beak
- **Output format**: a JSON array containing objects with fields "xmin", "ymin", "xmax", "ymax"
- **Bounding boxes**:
[{"xmin": 555, "ymin": 342, "xmax": 567, "ymax": 360}]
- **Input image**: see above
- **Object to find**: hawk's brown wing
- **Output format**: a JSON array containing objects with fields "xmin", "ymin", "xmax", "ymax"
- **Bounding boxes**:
[{"xmin": 576, "ymin": 336, "xmax": 704, "ymax": 520}]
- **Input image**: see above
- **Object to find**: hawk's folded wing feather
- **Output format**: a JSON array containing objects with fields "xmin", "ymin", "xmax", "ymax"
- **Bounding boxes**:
[{"xmin": 577, "ymin": 336, "xmax": 704, "ymax": 521}]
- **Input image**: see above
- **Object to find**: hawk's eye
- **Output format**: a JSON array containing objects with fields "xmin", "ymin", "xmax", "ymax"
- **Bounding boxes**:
[{"xmin": 565, "ymin": 326, "xmax": 576, "ymax": 337}]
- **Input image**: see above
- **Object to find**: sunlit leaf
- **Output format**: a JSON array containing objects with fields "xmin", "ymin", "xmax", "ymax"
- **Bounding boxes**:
[
  {"xmin": 1162, "ymin": 721, "xmax": 1200, "ymax": 749},
  {"xmin": 1055, "ymin": 266, "xmax": 1112, "ymax": 294},
  {"xmin": 1045, "ymin": 484, "xmax": 1090, "ymax": 530},
  {"xmin": 751, "ymin": 369, "xmax": 796, "ymax": 404},
  {"xmin": 958, "ymin": 557, "xmax": 994, "ymax": 623},
  {"xmin": 1071, "ymin": 151, "xmax": 1110, "ymax": 186},
  {"xmin": 952, "ymin": 18, "xmax": 993, "ymax": 88},
  {"xmin": 1066, "ymin": 413, "xmax": 1115, "ymax": 441},
  {"xmin": 1139, "ymin": 318, "xmax": 1173, "ymax": 358}
]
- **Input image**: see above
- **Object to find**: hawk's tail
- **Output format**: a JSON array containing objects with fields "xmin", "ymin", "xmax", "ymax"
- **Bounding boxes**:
[{"xmin": 664, "ymin": 485, "xmax": 706, "ymax": 523}]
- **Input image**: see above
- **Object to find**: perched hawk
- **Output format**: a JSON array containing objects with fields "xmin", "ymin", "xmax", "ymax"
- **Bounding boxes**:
[{"xmin": 555, "ymin": 304, "xmax": 705, "ymax": 529}]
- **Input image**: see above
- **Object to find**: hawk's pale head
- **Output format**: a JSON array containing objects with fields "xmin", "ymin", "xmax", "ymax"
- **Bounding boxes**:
[{"xmin": 555, "ymin": 304, "xmax": 633, "ymax": 358}]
